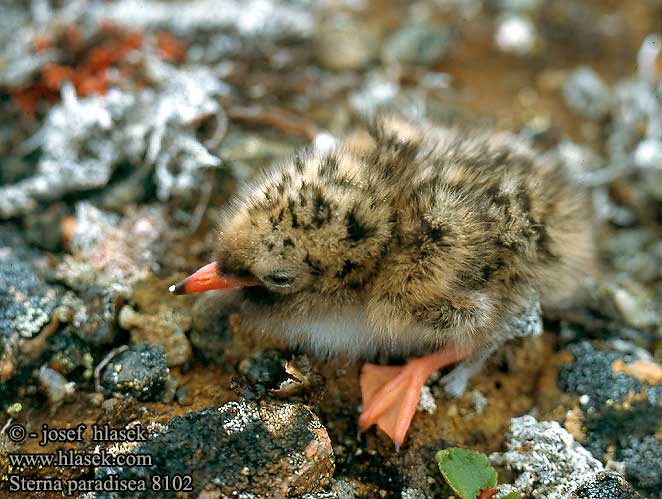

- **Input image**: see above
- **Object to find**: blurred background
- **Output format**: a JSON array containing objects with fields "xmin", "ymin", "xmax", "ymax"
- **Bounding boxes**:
[{"xmin": 0, "ymin": 1, "xmax": 661, "ymax": 498}]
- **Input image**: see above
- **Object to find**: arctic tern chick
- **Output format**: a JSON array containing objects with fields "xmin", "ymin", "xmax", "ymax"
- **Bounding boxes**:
[{"xmin": 171, "ymin": 115, "xmax": 595, "ymax": 449}]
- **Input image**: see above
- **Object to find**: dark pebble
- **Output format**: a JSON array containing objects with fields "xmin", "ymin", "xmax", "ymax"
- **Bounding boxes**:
[
  {"xmin": 101, "ymin": 343, "xmax": 169, "ymax": 401},
  {"xmin": 189, "ymin": 294, "xmax": 235, "ymax": 364}
]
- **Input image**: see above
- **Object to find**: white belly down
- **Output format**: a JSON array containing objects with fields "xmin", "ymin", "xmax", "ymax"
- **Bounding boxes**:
[
  {"xmin": 280, "ymin": 306, "xmax": 435, "ymax": 359},
  {"xmin": 282, "ymin": 306, "xmax": 384, "ymax": 358}
]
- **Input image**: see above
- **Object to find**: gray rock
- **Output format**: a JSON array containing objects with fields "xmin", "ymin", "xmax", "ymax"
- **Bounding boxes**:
[
  {"xmin": 0, "ymin": 226, "xmax": 58, "ymax": 340},
  {"xmin": 559, "ymin": 341, "xmax": 662, "ymax": 493},
  {"xmin": 101, "ymin": 343, "xmax": 169, "ymax": 401},
  {"xmin": 382, "ymin": 23, "xmax": 452, "ymax": 66},
  {"xmin": 571, "ymin": 471, "xmax": 640, "ymax": 499},
  {"xmin": 563, "ymin": 67, "xmax": 611, "ymax": 120},
  {"xmin": 490, "ymin": 415, "xmax": 603, "ymax": 499},
  {"xmin": 0, "ymin": 225, "xmax": 59, "ymax": 385},
  {"xmin": 96, "ymin": 401, "xmax": 334, "ymax": 498},
  {"xmin": 619, "ymin": 435, "xmax": 662, "ymax": 493}
]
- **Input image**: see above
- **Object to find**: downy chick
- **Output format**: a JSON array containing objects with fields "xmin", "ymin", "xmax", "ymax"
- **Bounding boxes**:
[{"xmin": 171, "ymin": 115, "xmax": 595, "ymax": 449}]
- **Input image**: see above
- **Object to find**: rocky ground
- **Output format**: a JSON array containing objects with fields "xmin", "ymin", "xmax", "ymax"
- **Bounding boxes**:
[{"xmin": 0, "ymin": 1, "xmax": 661, "ymax": 498}]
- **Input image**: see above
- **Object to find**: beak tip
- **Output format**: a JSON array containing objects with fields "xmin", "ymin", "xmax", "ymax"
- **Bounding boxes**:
[{"xmin": 169, "ymin": 281, "xmax": 187, "ymax": 295}]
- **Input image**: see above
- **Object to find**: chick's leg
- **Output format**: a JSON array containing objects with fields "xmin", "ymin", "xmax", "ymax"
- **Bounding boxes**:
[{"xmin": 358, "ymin": 346, "xmax": 467, "ymax": 450}]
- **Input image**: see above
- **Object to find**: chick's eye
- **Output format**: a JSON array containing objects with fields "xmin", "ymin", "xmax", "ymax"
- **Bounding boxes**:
[{"xmin": 262, "ymin": 273, "xmax": 294, "ymax": 287}]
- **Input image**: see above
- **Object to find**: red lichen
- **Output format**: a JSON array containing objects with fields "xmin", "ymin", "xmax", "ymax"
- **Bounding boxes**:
[
  {"xmin": 11, "ymin": 23, "xmax": 185, "ymax": 116},
  {"xmin": 156, "ymin": 32, "xmax": 188, "ymax": 64}
]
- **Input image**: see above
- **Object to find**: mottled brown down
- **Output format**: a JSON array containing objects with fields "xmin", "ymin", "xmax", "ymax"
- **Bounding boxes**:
[{"xmin": 213, "ymin": 115, "xmax": 595, "ymax": 359}]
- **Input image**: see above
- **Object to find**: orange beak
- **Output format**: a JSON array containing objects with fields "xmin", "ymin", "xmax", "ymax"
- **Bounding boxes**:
[{"xmin": 169, "ymin": 262, "xmax": 259, "ymax": 295}]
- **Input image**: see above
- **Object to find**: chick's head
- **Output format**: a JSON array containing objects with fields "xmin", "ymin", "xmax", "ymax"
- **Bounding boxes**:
[{"xmin": 215, "ymin": 149, "xmax": 393, "ymax": 300}]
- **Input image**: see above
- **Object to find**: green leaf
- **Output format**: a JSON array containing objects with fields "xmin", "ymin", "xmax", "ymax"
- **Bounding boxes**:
[
  {"xmin": 501, "ymin": 493, "xmax": 520, "ymax": 499},
  {"xmin": 435, "ymin": 448, "xmax": 498, "ymax": 499}
]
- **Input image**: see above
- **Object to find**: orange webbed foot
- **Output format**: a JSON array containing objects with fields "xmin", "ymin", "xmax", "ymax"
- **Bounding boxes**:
[{"xmin": 358, "ymin": 347, "xmax": 466, "ymax": 450}]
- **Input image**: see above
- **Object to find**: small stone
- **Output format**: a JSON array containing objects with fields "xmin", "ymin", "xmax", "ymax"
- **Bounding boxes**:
[
  {"xmin": 382, "ymin": 23, "xmax": 452, "ymax": 66},
  {"xmin": 101, "ymin": 343, "xmax": 169, "ymax": 401},
  {"xmin": 271, "ymin": 356, "xmax": 318, "ymax": 399},
  {"xmin": 119, "ymin": 304, "xmax": 192, "ymax": 367},
  {"xmin": 571, "ymin": 470, "xmax": 641, "ymax": 499},
  {"xmin": 563, "ymin": 67, "xmax": 611, "ymax": 120},
  {"xmin": 96, "ymin": 401, "xmax": 334, "ymax": 498},
  {"xmin": 495, "ymin": 15, "xmax": 538, "ymax": 55},
  {"xmin": 175, "ymin": 386, "xmax": 193, "ymax": 406},
  {"xmin": 559, "ymin": 340, "xmax": 660, "ymax": 412},
  {"xmin": 38, "ymin": 365, "xmax": 76, "ymax": 410},
  {"xmin": 160, "ymin": 375, "xmax": 178, "ymax": 404}
]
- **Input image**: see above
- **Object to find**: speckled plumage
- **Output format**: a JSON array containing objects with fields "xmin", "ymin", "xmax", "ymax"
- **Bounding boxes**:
[{"xmin": 213, "ymin": 115, "xmax": 595, "ymax": 359}]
